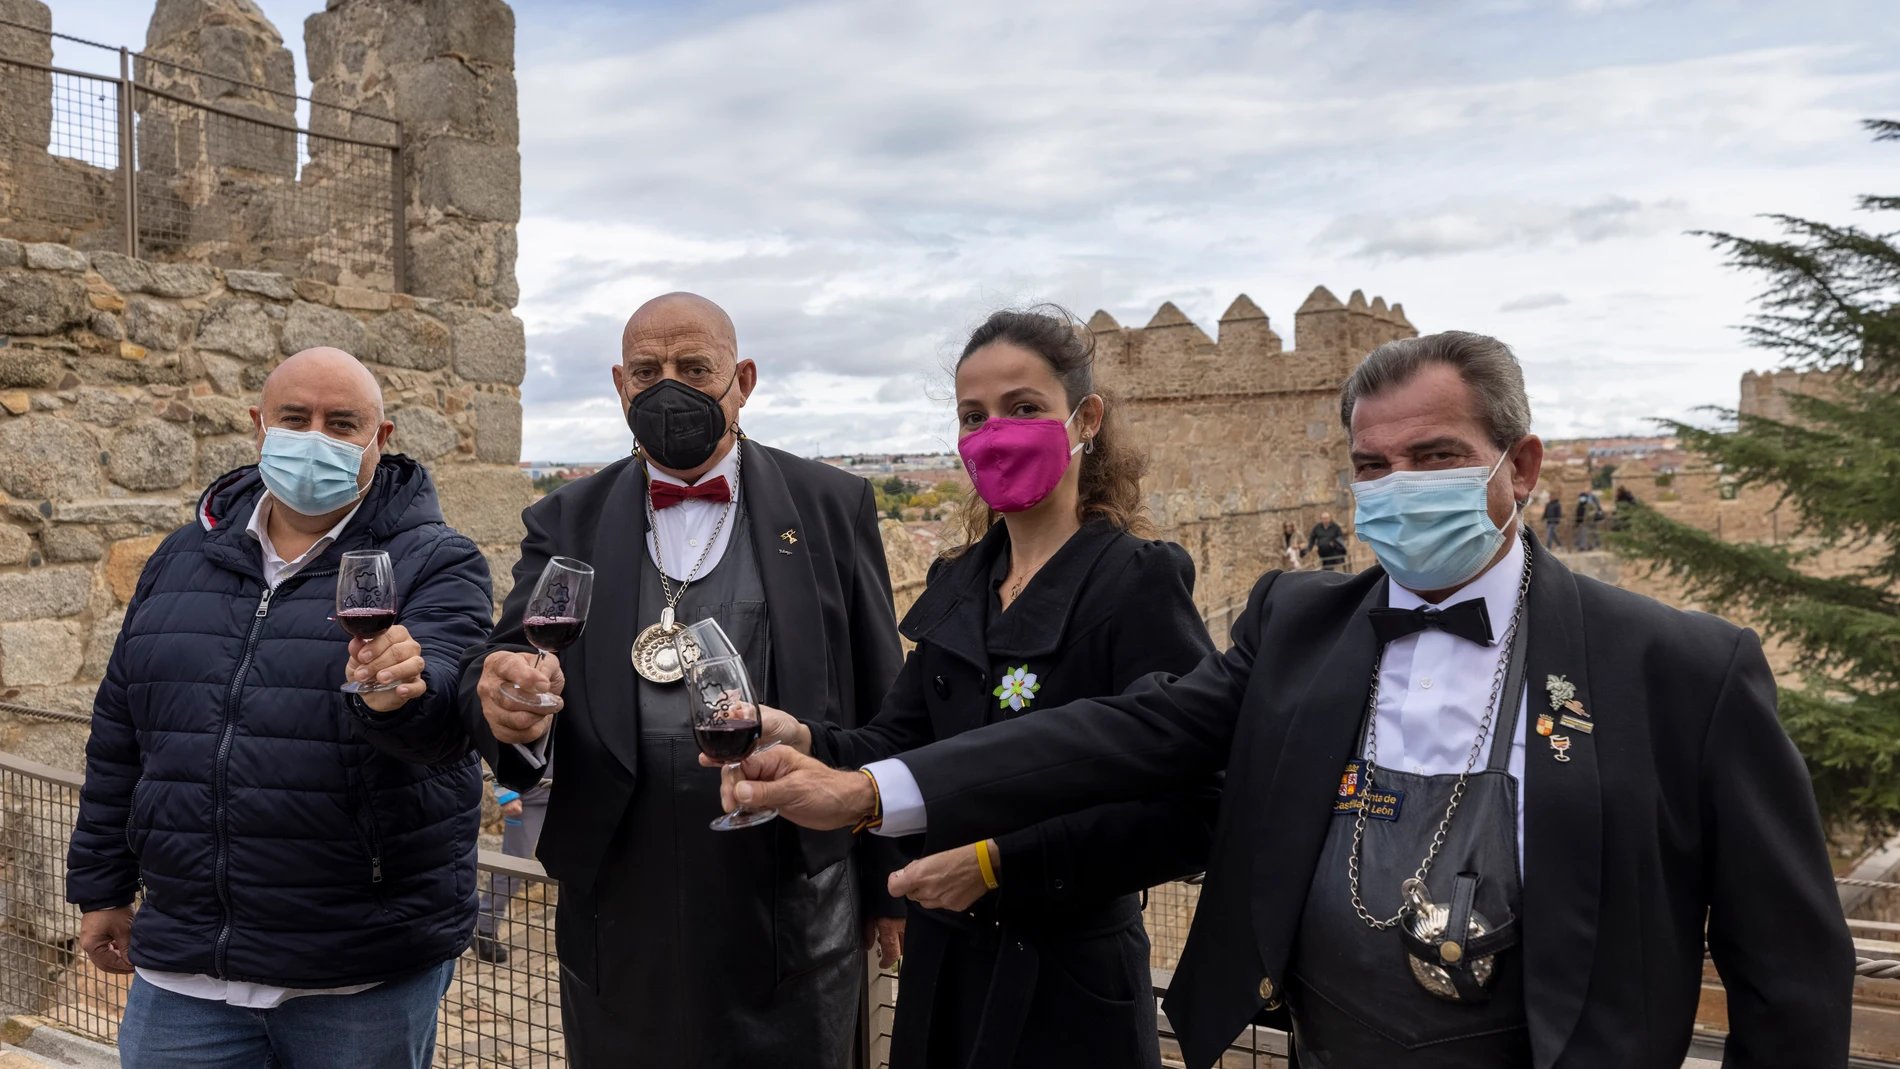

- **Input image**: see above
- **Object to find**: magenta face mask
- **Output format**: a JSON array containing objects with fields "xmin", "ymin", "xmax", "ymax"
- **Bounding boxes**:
[{"xmin": 958, "ymin": 407, "xmax": 1085, "ymax": 513}]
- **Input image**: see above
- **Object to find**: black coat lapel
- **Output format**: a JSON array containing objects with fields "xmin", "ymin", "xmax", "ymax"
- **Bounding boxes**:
[
  {"xmin": 1249, "ymin": 574, "xmax": 1389, "ymax": 965},
  {"xmin": 899, "ymin": 523, "xmax": 1006, "ymax": 672},
  {"xmin": 1519, "ymin": 541, "xmax": 1603, "ymax": 1069},
  {"xmin": 581, "ymin": 460, "xmax": 648, "ymax": 778},
  {"xmin": 984, "ymin": 520, "xmax": 1122, "ymax": 660},
  {"xmin": 740, "ymin": 441, "xmax": 828, "ymax": 722}
]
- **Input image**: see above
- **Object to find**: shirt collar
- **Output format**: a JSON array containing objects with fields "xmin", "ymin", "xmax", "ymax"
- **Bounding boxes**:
[
  {"xmin": 1388, "ymin": 527, "xmax": 1527, "ymax": 629},
  {"xmin": 246, "ymin": 491, "xmax": 365, "ymax": 573},
  {"xmin": 644, "ymin": 443, "xmax": 742, "ymax": 502}
]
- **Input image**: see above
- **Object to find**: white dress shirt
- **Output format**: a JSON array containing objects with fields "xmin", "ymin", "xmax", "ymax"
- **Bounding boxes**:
[
  {"xmin": 512, "ymin": 447, "xmax": 744, "ymax": 771},
  {"xmin": 644, "ymin": 447, "xmax": 741, "ymax": 581},
  {"xmin": 868, "ymin": 542, "xmax": 1532, "ymax": 863},
  {"xmin": 137, "ymin": 491, "xmax": 379, "ymax": 1008}
]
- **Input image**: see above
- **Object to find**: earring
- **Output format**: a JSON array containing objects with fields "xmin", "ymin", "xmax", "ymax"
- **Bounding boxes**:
[{"xmin": 1084, "ymin": 437, "xmax": 1095, "ymax": 454}]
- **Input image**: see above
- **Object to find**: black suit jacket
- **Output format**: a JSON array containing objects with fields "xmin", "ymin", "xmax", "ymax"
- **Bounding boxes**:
[
  {"xmin": 459, "ymin": 440, "xmax": 906, "ymax": 903},
  {"xmin": 894, "ymin": 537, "xmax": 1855, "ymax": 1069}
]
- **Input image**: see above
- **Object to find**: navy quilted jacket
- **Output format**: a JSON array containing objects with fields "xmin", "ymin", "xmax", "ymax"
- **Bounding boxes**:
[{"xmin": 66, "ymin": 455, "xmax": 494, "ymax": 987}]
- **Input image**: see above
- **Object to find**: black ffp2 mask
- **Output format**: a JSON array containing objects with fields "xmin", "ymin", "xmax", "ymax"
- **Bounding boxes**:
[{"xmin": 627, "ymin": 377, "xmax": 733, "ymax": 471}]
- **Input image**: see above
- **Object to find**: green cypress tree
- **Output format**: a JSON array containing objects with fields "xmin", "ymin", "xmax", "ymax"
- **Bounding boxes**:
[{"xmin": 1611, "ymin": 119, "xmax": 1900, "ymax": 841}]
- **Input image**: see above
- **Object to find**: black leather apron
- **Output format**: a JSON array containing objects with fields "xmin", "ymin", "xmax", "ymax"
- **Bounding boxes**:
[{"xmin": 1286, "ymin": 608, "xmax": 1532, "ymax": 1067}]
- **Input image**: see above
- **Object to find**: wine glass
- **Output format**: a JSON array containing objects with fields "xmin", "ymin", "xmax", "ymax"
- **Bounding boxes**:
[
  {"xmin": 503, "ymin": 556, "xmax": 594, "ymax": 710},
  {"xmin": 675, "ymin": 615, "xmax": 739, "ymax": 674},
  {"xmin": 337, "ymin": 550, "xmax": 398, "ymax": 694},
  {"xmin": 685, "ymin": 653, "xmax": 777, "ymax": 830}
]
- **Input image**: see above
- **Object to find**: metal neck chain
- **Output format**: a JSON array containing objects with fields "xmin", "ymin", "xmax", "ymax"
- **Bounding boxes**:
[
  {"xmin": 642, "ymin": 441, "xmax": 742, "ymax": 615},
  {"xmin": 1347, "ymin": 530, "xmax": 1534, "ymax": 930}
]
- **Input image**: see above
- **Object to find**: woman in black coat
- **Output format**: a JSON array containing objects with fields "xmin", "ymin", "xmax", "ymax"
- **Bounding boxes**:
[{"xmin": 757, "ymin": 307, "xmax": 1219, "ymax": 1068}]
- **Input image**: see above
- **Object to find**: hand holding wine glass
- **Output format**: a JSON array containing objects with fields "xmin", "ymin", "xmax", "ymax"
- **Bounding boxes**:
[
  {"xmin": 337, "ymin": 551, "xmax": 400, "ymax": 695},
  {"xmin": 501, "ymin": 557, "xmax": 593, "ymax": 710}
]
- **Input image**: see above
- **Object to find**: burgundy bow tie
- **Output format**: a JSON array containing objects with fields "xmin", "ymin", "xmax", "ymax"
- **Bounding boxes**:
[{"xmin": 650, "ymin": 475, "xmax": 731, "ymax": 510}]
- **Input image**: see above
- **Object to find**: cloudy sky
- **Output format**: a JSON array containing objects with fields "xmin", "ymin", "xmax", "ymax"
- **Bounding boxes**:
[{"xmin": 58, "ymin": 0, "xmax": 1900, "ymax": 460}]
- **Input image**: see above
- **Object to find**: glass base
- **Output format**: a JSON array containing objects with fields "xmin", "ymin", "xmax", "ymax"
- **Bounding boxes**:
[
  {"xmin": 500, "ymin": 684, "xmax": 563, "ymax": 710},
  {"xmin": 341, "ymin": 680, "xmax": 400, "ymax": 695},
  {"xmin": 711, "ymin": 807, "xmax": 778, "ymax": 831}
]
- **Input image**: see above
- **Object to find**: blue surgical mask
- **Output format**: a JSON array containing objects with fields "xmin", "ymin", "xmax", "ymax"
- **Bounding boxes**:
[
  {"xmin": 258, "ymin": 427, "xmax": 369, "ymax": 516},
  {"xmin": 1351, "ymin": 452, "xmax": 1517, "ymax": 593}
]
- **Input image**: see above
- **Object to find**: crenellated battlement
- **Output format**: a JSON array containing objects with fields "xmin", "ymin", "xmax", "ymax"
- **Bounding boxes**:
[
  {"xmin": 1091, "ymin": 285, "xmax": 1417, "ymax": 403},
  {"xmin": 1088, "ymin": 284, "xmax": 1418, "ymax": 623}
]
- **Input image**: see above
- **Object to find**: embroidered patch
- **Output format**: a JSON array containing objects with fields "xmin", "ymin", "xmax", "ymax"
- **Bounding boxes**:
[
  {"xmin": 1333, "ymin": 760, "xmax": 1404, "ymax": 820},
  {"xmin": 993, "ymin": 665, "xmax": 1040, "ymax": 712}
]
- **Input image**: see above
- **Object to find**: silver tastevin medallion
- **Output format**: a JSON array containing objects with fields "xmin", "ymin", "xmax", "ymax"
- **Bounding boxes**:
[
  {"xmin": 630, "ymin": 444, "xmax": 741, "ymax": 684},
  {"xmin": 631, "ymin": 607, "xmax": 685, "ymax": 684}
]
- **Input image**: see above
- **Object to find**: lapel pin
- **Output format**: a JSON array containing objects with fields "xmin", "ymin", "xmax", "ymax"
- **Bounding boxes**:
[
  {"xmin": 1559, "ymin": 715, "xmax": 1594, "ymax": 734},
  {"xmin": 1561, "ymin": 698, "xmax": 1589, "ymax": 719},
  {"xmin": 780, "ymin": 528, "xmax": 798, "ymax": 546},
  {"xmin": 1535, "ymin": 713, "xmax": 1555, "ymax": 737},
  {"xmin": 1545, "ymin": 674, "xmax": 1577, "ymax": 712},
  {"xmin": 1549, "ymin": 735, "xmax": 1573, "ymax": 762}
]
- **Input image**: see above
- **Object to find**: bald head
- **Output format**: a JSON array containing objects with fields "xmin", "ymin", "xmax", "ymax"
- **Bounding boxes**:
[
  {"xmin": 263, "ymin": 347, "xmax": 385, "ymax": 423},
  {"xmin": 622, "ymin": 292, "xmax": 736, "ymax": 356}
]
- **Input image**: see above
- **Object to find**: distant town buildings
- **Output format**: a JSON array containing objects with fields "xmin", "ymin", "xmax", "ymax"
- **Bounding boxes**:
[{"xmin": 1541, "ymin": 436, "xmax": 1688, "ymax": 474}]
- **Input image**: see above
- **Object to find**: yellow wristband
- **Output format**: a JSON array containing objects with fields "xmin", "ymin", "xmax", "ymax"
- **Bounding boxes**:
[
  {"xmin": 974, "ymin": 839, "xmax": 999, "ymax": 890},
  {"xmin": 850, "ymin": 769, "xmax": 883, "ymax": 835}
]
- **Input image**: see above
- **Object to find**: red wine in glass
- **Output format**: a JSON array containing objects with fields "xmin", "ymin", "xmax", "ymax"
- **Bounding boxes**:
[
  {"xmin": 685, "ymin": 650, "xmax": 777, "ymax": 830},
  {"xmin": 337, "ymin": 608, "xmax": 397, "ymax": 639},
  {"xmin": 693, "ymin": 718, "xmax": 761, "ymax": 762},
  {"xmin": 503, "ymin": 557, "xmax": 594, "ymax": 710},
  {"xmin": 337, "ymin": 550, "xmax": 398, "ymax": 695},
  {"xmin": 522, "ymin": 616, "xmax": 585, "ymax": 653}
]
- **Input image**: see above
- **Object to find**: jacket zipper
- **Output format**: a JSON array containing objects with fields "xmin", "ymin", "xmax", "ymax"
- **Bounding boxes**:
[
  {"xmin": 360, "ymin": 784, "xmax": 387, "ymax": 903},
  {"xmin": 210, "ymin": 580, "xmax": 292, "ymax": 978}
]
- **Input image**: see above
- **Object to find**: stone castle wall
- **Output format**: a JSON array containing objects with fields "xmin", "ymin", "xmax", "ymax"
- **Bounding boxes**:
[
  {"xmin": 1092, "ymin": 286, "xmax": 1416, "ymax": 626},
  {"xmin": 0, "ymin": 0, "xmax": 530, "ymax": 746}
]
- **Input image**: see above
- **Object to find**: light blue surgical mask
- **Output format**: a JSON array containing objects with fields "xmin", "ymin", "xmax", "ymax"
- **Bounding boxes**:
[
  {"xmin": 258, "ymin": 427, "xmax": 368, "ymax": 516},
  {"xmin": 1351, "ymin": 451, "xmax": 1518, "ymax": 593}
]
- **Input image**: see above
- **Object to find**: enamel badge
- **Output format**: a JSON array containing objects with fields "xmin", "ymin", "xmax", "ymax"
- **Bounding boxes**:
[
  {"xmin": 1550, "ymin": 735, "xmax": 1573, "ymax": 762},
  {"xmin": 1535, "ymin": 713, "xmax": 1555, "ymax": 737},
  {"xmin": 1545, "ymin": 674, "xmax": 1576, "ymax": 711}
]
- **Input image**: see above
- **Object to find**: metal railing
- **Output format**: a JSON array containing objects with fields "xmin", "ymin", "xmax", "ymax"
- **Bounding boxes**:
[
  {"xmin": 0, "ymin": 748, "xmax": 564, "ymax": 1063},
  {"xmin": 0, "ymin": 18, "xmax": 403, "ymax": 290}
]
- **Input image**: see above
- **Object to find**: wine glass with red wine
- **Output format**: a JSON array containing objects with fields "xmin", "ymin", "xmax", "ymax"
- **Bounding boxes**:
[
  {"xmin": 337, "ymin": 550, "xmax": 398, "ymax": 694},
  {"xmin": 686, "ymin": 654, "xmax": 777, "ymax": 830},
  {"xmin": 503, "ymin": 556, "xmax": 594, "ymax": 710}
]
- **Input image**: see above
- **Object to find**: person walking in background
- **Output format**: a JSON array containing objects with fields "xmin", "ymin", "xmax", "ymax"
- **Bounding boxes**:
[
  {"xmin": 1281, "ymin": 520, "xmax": 1302, "ymax": 570},
  {"xmin": 69, "ymin": 348, "xmax": 494, "ymax": 1069},
  {"xmin": 472, "ymin": 768, "xmax": 552, "ymax": 966},
  {"xmin": 1542, "ymin": 493, "xmax": 1564, "ymax": 549},
  {"xmin": 741, "ymin": 308, "xmax": 1219, "ymax": 1069},
  {"xmin": 1573, "ymin": 491, "xmax": 1601, "ymax": 551},
  {"xmin": 1306, "ymin": 510, "xmax": 1348, "ymax": 571}
]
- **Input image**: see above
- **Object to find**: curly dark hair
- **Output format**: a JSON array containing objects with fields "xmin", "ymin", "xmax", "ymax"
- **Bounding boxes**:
[{"xmin": 948, "ymin": 305, "xmax": 1151, "ymax": 553}]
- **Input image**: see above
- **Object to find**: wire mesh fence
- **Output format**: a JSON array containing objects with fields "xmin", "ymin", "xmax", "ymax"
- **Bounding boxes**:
[
  {"xmin": 0, "ymin": 750, "xmax": 573, "ymax": 1064},
  {"xmin": 0, "ymin": 21, "xmax": 402, "ymax": 288},
  {"xmin": 441, "ymin": 855, "xmax": 564, "ymax": 1068}
]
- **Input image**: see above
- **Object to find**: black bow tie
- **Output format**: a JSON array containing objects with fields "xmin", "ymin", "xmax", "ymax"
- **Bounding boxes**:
[{"xmin": 1367, "ymin": 598, "xmax": 1494, "ymax": 646}]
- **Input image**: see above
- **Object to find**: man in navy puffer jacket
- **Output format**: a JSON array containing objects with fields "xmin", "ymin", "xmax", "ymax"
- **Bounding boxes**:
[{"xmin": 67, "ymin": 348, "xmax": 494, "ymax": 1069}]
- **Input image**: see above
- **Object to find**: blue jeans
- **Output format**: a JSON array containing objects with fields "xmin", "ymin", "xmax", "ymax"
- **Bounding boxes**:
[{"xmin": 118, "ymin": 960, "xmax": 455, "ymax": 1069}]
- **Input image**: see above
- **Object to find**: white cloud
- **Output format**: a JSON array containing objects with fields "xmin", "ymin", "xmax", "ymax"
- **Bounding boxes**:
[
  {"xmin": 65, "ymin": 0, "xmax": 1900, "ymax": 458},
  {"xmin": 1500, "ymin": 292, "xmax": 1572, "ymax": 312}
]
